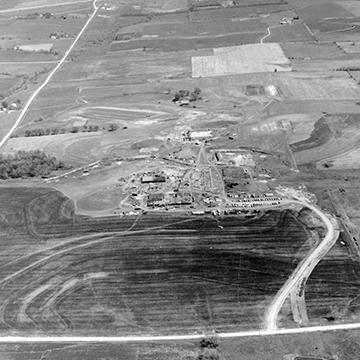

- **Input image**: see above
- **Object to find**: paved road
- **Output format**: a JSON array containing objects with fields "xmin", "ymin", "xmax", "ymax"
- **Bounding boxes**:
[
  {"xmin": 0, "ymin": 322, "xmax": 359, "ymax": 342},
  {"xmin": 264, "ymin": 198, "xmax": 339, "ymax": 330},
  {"xmin": 0, "ymin": 0, "xmax": 98, "ymax": 149}
]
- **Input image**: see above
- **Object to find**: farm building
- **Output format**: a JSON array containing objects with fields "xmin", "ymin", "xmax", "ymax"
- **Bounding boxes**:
[
  {"xmin": 14, "ymin": 43, "xmax": 53, "ymax": 52},
  {"xmin": 146, "ymin": 193, "xmax": 165, "ymax": 207},
  {"xmin": 190, "ymin": 130, "xmax": 213, "ymax": 140},
  {"xmin": 141, "ymin": 174, "xmax": 166, "ymax": 183}
]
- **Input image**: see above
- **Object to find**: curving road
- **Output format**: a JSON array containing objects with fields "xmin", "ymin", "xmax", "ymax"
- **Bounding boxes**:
[
  {"xmin": 264, "ymin": 197, "xmax": 340, "ymax": 330},
  {"xmin": 0, "ymin": 0, "xmax": 99, "ymax": 149},
  {"xmin": 259, "ymin": 27, "xmax": 271, "ymax": 43}
]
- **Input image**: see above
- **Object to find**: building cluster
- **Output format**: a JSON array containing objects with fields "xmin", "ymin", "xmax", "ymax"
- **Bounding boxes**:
[
  {"xmin": 279, "ymin": 16, "xmax": 299, "ymax": 25},
  {"xmin": 226, "ymin": 193, "xmax": 283, "ymax": 208}
]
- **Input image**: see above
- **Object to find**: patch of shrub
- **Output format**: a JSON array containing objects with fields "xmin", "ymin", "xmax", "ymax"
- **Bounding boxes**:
[
  {"xmin": 173, "ymin": 87, "xmax": 202, "ymax": 103},
  {"xmin": 0, "ymin": 150, "xmax": 66, "ymax": 179}
]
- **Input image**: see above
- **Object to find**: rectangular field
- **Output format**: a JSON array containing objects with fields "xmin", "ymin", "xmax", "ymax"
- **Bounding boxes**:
[{"xmin": 192, "ymin": 43, "xmax": 291, "ymax": 77}]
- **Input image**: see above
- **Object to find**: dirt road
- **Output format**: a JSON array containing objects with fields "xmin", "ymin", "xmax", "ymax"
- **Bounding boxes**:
[{"xmin": 264, "ymin": 198, "xmax": 339, "ymax": 330}]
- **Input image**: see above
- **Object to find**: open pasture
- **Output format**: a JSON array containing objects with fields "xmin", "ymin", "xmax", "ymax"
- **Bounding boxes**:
[
  {"xmin": 0, "ymin": 187, "xmax": 313, "ymax": 335},
  {"xmin": 189, "ymin": 3, "xmax": 289, "ymax": 22},
  {"xmin": 263, "ymin": 23, "xmax": 314, "ymax": 43},
  {"xmin": 57, "ymin": 106, "xmax": 172, "ymax": 125},
  {"xmin": 0, "ymin": 76, "xmax": 22, "ymax": 97},
  {"xmin": 338, "ymin": 1, "xmax": 360, "ymax": 16},
  {"xmin": 281, "ymin": 42, "xmax": 344, "ymax": 60},
  {"xmin": 315, "ymin": 114, "xmax": 360, "ymax": 169},
  {"xmin": 275, "ymin": 72, "xmax": 360, "ymax": 100},
  {"xmin": 140, "ymin": 0, "xmax": 188, "ymax": 12},
  {"xmin": 3, "ymin": 132, "xmax": 102, "ymax": 166},
  {"xmin": 337, "ymin": 41, "xmax": 360, "ymax": 54},
  {"xmin": 142, "ymin": 18, "xmax": 266, "ymax": 38},
  {"xmin": 317, "ymin": 146, "xmax": 360, "ymax": 170}
]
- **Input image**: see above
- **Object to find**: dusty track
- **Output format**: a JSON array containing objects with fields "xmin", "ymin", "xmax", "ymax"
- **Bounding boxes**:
[{"xmin": 265, "ymin": 198, "xmax": 339, "ymax": 330}]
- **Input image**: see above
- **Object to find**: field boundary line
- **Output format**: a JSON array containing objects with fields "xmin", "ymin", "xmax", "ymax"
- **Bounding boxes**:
[{"xmin": 0, "ymin": 323, "xmax": 359, "ymax": 342}]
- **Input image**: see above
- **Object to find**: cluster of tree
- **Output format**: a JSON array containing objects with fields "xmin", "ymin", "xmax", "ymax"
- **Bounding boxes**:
[
  {"xmin": 71, "ymin": 123, "xmax": 118, "ymax": 133},
  {"xmin": 0, "ymin": 150, "xmax": 66, "ymax": 179},
  {"xmin": 25, "ymin": 128, "xmax": 64, "ymax": 137},
  {"xmin": 172, "ymin": 87, "xmax": 202, "ymax": 103},
  {"xmin": 197, "ymin": 336, "xmax": 220, "ymax": 360},
  {"xmin": 23, "ymin": 123, "xmax": 120, "ymax": 137},
  {"xmin": 1, "ymin": 99, "xmax": 21, "ymax": 110}
]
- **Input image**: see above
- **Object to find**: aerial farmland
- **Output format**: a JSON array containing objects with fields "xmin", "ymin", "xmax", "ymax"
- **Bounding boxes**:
[{"xmin": 0, "ymin": 0, "xmax": 359, "ymax": 359}]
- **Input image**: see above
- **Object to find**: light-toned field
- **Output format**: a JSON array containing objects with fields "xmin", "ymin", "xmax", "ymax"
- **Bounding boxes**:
[
  {"xmin": 2, "ymin": 132, "xmax": 103, "ymax": 167},
  {"xmin": 317, "ymin": 146, "xmax": 360, "ymax": 170},
  {"xmin": 263, "ymin": 113, "xmax": 319, "ymax": 145},
  {"xmin": 338, "ymin": 1, "xmax": 360, "ymax": 16},
  {"xmin": 277, "ymin": 72, "xmax": 360, "ymax": 100},
  {"xmin": 336, "ymin": 41, "xmax": 360, "ymax": 54},
  {"xmin": 192, "ymin": 43, "xmax": 291, "ymax": 78}
]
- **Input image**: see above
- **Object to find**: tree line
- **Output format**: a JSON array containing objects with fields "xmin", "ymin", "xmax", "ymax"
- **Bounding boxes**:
[{"xmin": 20, "ymin": 123, "xmax": 119, "ymax": 138}]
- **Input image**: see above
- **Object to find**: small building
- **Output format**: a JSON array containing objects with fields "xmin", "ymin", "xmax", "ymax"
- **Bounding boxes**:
[
  {"xmin": 14, "ymin": 43, "xmax": 54, "ymax": 53},
  {"xmin": 146, "ymin": 193, "xmax": 165, "ymax": 207},
  {"xmin": 141, "ymin": 174, "xmax": 166, "ymax": 183},
  {"xmin": 167, "ymin": 192, "xmax": 193, "ymax": 206},
  {"xmin": 192, "ymin": 210, "xmax": 205, "ymax": 215},
  {"xmin": 9, "ymin": 102, "xmax": 19, "ymax": 110},
  {"xmin": 189, "ymin": 130, "xmax": 213, "ymax": 140}
]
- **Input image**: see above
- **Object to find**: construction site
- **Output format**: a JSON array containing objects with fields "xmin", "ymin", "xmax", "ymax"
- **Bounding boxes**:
[{"xmin": 0, "ymin": 0, "xmax": 358, "ymax": 359}]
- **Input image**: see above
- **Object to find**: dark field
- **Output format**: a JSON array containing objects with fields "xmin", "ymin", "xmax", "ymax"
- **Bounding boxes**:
[
  {"xmin": 0, "ymin": 187, "xmax": 313, "ymax": 336},
  {"xmin": 290, "ymin": 117, "xmax": 333, "ymax": 153},
  {"xmin": 306, "ymin": 255, "xmax": 360, "ymax": 323},
  {"xmin": 278, "ymin": 232, "xmax": 360, "ymax": 328},
  {"xmin": 0, "ymin": 328, "xmax": 359, "ymax": 360}
]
